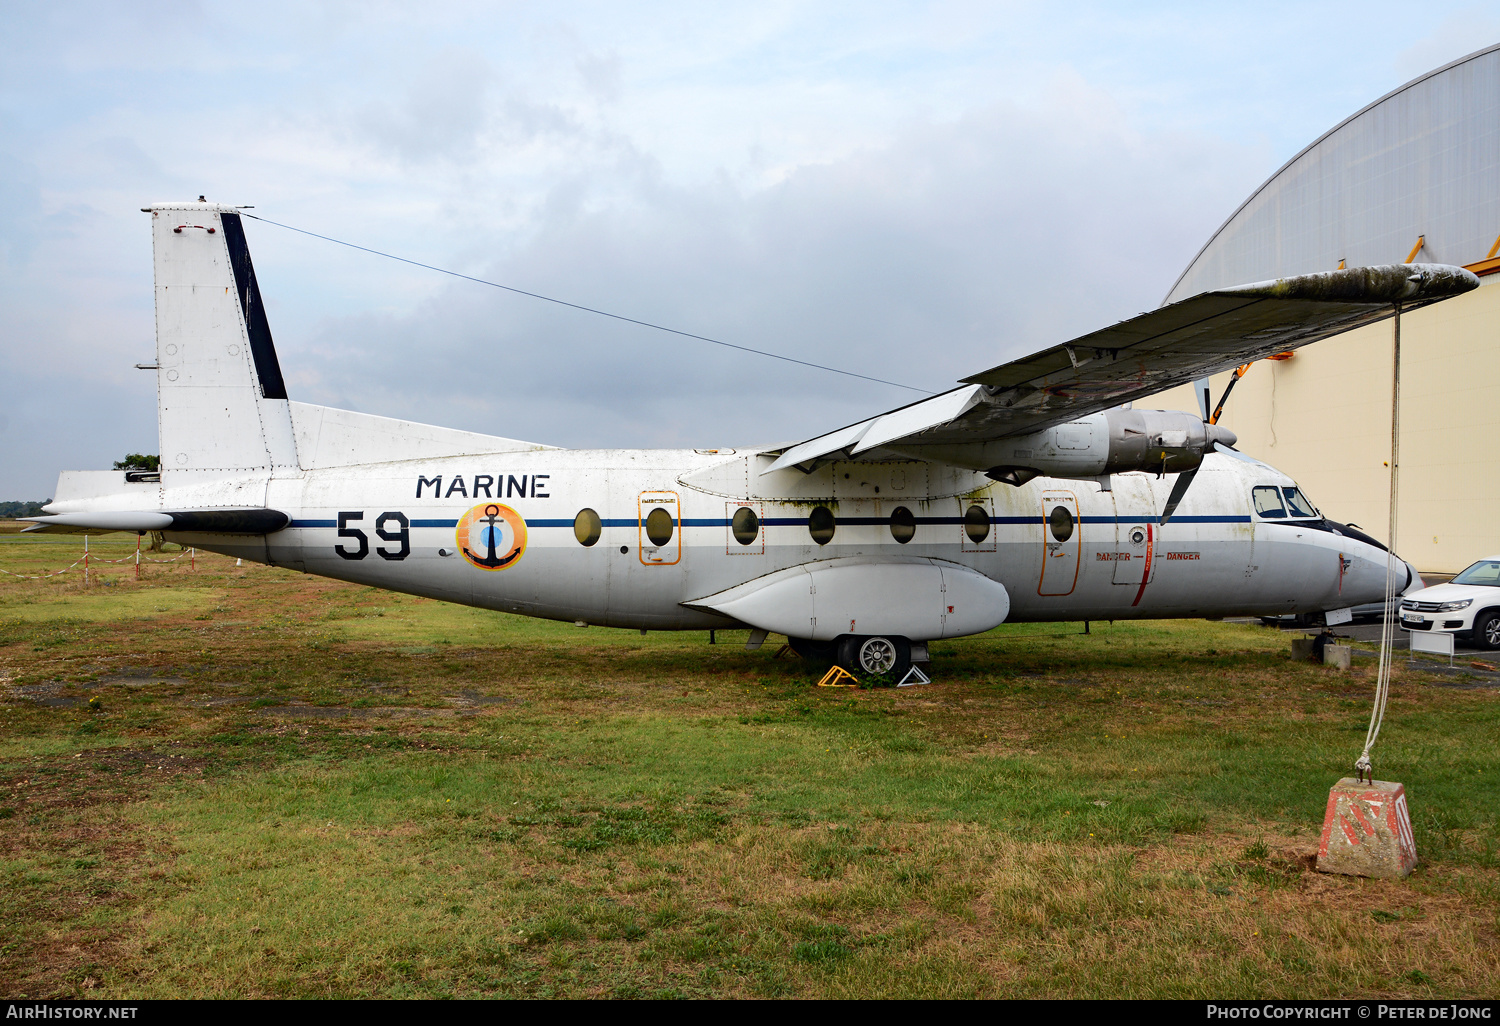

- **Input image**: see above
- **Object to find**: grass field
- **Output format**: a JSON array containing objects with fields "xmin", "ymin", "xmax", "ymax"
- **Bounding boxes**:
[{"xmin": 2, "ymin": 525, "xmax": 1497, "ymax": 999}]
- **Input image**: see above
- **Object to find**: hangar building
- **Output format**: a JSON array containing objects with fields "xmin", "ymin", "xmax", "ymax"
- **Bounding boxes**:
[{"xmin": 1154, "ymin": 43, "xmax": 1500, "ymax": 575}]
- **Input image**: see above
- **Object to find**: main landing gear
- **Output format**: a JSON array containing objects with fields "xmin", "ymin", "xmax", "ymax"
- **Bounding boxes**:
[{"xmin": 789, "ymin": 634, "xmax": 913, "ymax": 681}]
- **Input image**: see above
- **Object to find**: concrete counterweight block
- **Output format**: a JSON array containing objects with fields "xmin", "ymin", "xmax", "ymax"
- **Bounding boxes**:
[
  {"xmin": 1316, "ymin": 778, "xmax": 1418, "ymax": 879},
  {"xmin": 1323, "ymin": 644, "xmax": 1352, "ymax": 670}
]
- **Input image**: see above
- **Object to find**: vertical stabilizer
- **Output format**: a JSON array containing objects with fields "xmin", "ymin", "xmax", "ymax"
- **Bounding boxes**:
[{"xmin": 147, "ymin": 201, "xmax": 298, "ymax": 476}]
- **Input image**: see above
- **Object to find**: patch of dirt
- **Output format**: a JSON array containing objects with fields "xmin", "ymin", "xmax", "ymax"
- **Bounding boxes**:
[
  {"xmin": 0, "ymin": 809, "xmax": 166, "ymax": 1000},
  {"xmin": 257, "ymin": 702, "xmax": 451, "ymax": 719},
  {"xmin": 94, "ymin": 670, "xmax": 193, "ymax": 688},
  {"xmin": 2, "ymin": 746, "xmax": 211, "ymax": 813},
  {"xmin": 10, "ymin": 682, "xmax": 85, "ymax": 708},
  {"xmin": 445, "ymin": 689, "xmax": 521, "ymax": 709}
]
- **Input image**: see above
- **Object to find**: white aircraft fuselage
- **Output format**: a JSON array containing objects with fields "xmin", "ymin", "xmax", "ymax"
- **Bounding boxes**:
[{"xmin": 144, "ymin": 447, "xmax": 1401, "ymax": 632}]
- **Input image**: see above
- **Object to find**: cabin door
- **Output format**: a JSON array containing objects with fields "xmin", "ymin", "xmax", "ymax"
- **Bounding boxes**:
[
  {"xmin": 1038, "ymin": 489, "xmax": 1081, "ymax": 596},
  {"xmin": 637, "ymin": 490, "xmax": 682, "ymax": 565}
]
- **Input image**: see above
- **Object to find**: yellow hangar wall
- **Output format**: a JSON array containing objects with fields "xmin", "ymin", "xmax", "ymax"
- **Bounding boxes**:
[{"xmin": 1151, "ymin": 273, "xmax": 1500, "ymax": 575}]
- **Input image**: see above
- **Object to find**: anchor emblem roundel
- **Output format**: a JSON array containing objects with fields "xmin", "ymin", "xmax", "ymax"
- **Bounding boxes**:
[{"xmin": 455, "ymin": 502, "xmax": 528, "ymax": 571}]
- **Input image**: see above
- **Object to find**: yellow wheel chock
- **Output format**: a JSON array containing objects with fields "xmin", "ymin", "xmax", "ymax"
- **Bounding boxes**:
[{"xmin": 816, "ymin": 666, "xmax": 860, "ymax": 688}]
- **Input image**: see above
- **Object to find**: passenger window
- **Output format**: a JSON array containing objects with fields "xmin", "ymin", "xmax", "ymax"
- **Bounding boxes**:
[
  {"xmin": 808, "ymin": 506, "xmax": 836, "ymax": 546},
  {"xmin": 966, "ymin": 504, "xmax": 992, "ymax": 544},
  {"xmin": 645, "ymin": 507, "xmax": 674, "ymax": 546},
  {"xmin": 731, "ymin": 506, "xmax": 760, "ymax": 546},
  {"xmin": 1047, "ymin": 505, "xmax": 1073, "ymax": 543},
  {"xmin": 889, "ymin": 506, "xmax": 916, "ymax": 544},
  {"xmin": 573, "ymin": 508, "xmax": 602, "ymax": 547},
  {"xmin": 1252, "ymin": 486, "xmax": 1286, "ymax": 518},
  {"xmin": 1283, "ymin": 486, "xmax": 1318, "ymax": 518}
]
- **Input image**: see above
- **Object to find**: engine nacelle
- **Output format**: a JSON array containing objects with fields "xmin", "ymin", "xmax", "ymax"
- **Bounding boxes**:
[{"xmin": 901, "ymin": 410, "xmax": 1236, "ymax": 485}]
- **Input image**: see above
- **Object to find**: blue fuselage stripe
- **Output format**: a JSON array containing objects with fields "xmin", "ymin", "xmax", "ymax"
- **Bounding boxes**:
[{"xmin": 293, "ymin": 514, "xmax": 1254, "ymax": 530}]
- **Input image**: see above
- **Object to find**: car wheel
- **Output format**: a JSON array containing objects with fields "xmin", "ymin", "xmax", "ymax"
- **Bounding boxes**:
[{"xmin": 1475, "ymin": 611, "xmax": 1500, "ymax": 650}]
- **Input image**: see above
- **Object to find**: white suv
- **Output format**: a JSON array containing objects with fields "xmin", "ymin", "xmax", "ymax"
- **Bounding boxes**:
[{"xmin": 1399, "ymin": 556, "xmax": 1500, "ymax": 649}]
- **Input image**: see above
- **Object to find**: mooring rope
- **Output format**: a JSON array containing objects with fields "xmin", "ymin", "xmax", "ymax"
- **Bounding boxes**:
[{"xmin": 1357, "ymin": 301, "xmax": 1401, "ymax": 782}]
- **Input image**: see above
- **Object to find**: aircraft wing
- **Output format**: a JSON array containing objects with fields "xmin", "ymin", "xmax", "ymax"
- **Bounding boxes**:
[{"xmin": 766, "ymin": 263, "xmax": 1479, "ymax": 472}]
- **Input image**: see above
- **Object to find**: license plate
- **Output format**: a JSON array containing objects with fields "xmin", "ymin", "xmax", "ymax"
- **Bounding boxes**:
[{"xmin": 1400, "ymin": 613, "xmax": 1421, "ymax": 622}]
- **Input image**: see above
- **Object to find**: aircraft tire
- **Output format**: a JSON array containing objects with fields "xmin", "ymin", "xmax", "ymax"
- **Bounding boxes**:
[{"xmin": 837, "ymin": 635, "xmax": 911, "ymax": 682}]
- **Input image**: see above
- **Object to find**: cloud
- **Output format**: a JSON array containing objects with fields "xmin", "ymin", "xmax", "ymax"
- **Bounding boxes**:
[
  {"xmin": 287, "ymin": 77, "xmax": 1262, "ymax": 453},
  {"xmin": 29, "ymin": 1, "xmax": 1472, "ymax": 496},
  {"xmin": 353, "ymin": 48, "xmax": 497, "ymax": 164},
  {"xmin": 576, "ymin": 49, "xmax": 623, "ymax": 103}
]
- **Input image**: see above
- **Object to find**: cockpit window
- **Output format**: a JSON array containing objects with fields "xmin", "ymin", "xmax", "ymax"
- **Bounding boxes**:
[
  {"xmin": 1452, "ymin": 560, "xmax": 1500, "ymax": 586},
  {"xmin": 1283, "ymin": 486, "xmax": 1318, "ymax": 518},
  {"xmin": 1252, "ymin": 486, "xmax": 1286, "ymax": 518}
]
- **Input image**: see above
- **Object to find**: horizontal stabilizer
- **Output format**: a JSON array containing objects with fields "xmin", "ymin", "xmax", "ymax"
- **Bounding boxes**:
[
  {"xmin": 289, "ymin": 402, "xmax": 559, "ymax": 469},
  {"xmin": 22, "ymin": 509, "xmax": 290, "ymax": 535}
]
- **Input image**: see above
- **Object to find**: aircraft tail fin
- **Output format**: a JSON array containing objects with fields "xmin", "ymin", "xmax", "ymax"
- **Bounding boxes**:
[
  {"xmin": 146, "ymin": 200, "xmax": 298, "ymax": 476},
  {"xmin": 145, "ymin": 201, "xmax": 557, "ymax": 476}
]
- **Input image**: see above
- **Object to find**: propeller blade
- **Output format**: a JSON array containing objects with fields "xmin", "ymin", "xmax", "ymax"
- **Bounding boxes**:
[
  {"xmin": 1159, "ymin": 467, "xmax": 1197, "ymax": 525},
  {"xmin": 1194, "ymin": 376, "xmax": 1212, "ymax": 422},
  {"xmin": 1213, "ymin": 439, "xmax": 1262, "ymax": 464}
]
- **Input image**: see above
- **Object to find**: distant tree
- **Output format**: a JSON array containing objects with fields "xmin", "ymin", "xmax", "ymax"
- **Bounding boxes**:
[
  {"xmin": 0, "ymin": 500, "xmax": 51, "ymax": 518},
  {"xmin": 113, "ymin": 454, "xmax": 160, "ymax": 471}
]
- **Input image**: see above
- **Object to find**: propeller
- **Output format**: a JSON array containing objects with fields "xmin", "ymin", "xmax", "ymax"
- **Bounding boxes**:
[{"xmin": 1159, "ymin": 365, "xmax": 1254, "ymax": 525}]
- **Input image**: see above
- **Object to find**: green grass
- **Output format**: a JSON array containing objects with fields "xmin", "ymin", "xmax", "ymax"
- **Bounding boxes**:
[
  {"xmin": 0, "ymin": 587, "xmax": 219, "ymax": 622},
  {"xmin": 1, "ymin": 527, "xmax": 1498, "ymax": 998}
]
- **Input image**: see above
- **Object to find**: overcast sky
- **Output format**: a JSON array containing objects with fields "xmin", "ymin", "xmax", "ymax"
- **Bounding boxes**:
[{"xmin": 3, "ymin": 2, "xmax": 1499, "ymax": 497}]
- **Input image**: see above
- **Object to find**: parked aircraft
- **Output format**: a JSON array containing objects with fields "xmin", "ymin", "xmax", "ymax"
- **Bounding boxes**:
[{"xmin": 25, "ymin": 200, "xmax": 1480, "ymax": 677}]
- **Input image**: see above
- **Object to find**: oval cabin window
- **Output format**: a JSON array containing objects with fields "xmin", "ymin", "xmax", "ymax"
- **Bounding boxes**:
[
  {"xmin": 889, "ymin": 506, "xmax": 916, "ymax": 544},
  {"xmin": 573, "ymin": 508, "xmax": 602, "ymax": 547},
  {"xmin": 964, "ymin": 504, "xmax": 991, "ymax": 544},
  {"xmin": 1048, "ymin": 505, "xmax": 1074, "ymax": 543},
  {"xmin": 808, "ymin": 506, "xmax": 836, "ymax": 546},
  {"xmin": 731, "ymin": 506, "xmax": 760, "ymax": 546},
  {"xmin": 645, "ymin": 507, "xmax": 675, "ymax": 546}
]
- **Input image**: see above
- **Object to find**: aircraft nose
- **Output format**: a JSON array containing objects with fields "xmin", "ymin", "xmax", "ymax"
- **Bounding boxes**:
[
  {"xmin": 1206, "ymin": 423, "xmax": 1237, "ymax": 449},
  {"xmin": 1401, "ymin": 559, "xmax": 1422, "ymax": 594}
]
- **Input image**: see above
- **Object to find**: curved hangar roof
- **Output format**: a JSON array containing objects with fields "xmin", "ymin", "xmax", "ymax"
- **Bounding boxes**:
[{"xmin": 1166, "ymin": 42, "xmax": 1500, "ymax": 303}]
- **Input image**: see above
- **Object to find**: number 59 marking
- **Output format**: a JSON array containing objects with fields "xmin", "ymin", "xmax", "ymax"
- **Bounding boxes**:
[{"xmin": 335, "ymin": 512, "xmax": 410, "ymax": 561}]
